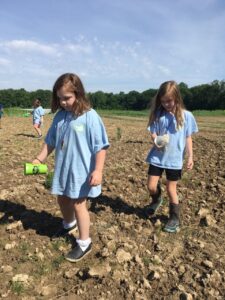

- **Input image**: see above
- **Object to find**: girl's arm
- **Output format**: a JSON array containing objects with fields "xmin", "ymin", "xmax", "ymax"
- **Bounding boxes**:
[
  {"xmin": 89, "ymin": 149, "xmax": 107, "ymax": 186},
  {"xmin": 150, "ymin": 132, "xmax": 157, "ymax": 142},
  {"xmin": 32, "ymin": 143, "xmax": 54, "ymax": 164},
  {"xmin": 186, "ymin": 136, "xmax": 193, "ymax": 170}
]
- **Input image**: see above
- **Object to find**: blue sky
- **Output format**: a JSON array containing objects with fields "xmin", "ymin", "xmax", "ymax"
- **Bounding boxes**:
[{"xmin": 0, "ymin": 0, "xmax": 224, "ymax": 93}]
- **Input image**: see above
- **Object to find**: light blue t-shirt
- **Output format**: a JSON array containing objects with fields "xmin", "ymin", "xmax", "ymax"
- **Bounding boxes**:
[
  {"xmin": 45, "ymin": 109, "xmax": 109, "ymax": 199},
  {"xmin": 146, "ymin": 110, "xmax": 198, "ymax": 169},
  {"xmin": 32, "ymin": 106, "xmax": 45, "ymax": 124}
]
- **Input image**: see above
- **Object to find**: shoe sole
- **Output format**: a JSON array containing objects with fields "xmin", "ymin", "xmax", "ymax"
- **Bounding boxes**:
[
  {"xmin": 65, "ymin": 248, "xmax": 92, "ymax": 262},
  {"xmin": 163, "ymin": 226, "xmax": 180, "ymax": 233}
]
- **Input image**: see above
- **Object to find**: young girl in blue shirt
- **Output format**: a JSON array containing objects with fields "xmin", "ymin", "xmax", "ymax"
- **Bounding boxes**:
[
  {"xmin": 31, "ymin": 98, "xmax": 45, "ymax": 139},
  {"xmin": 33, "ymin": 73, "xmax": 109, "ymax": 261},
  {"xmin": 0, "ymin": 104, "xmax": 3, "ymax": 129},
  {"xmin": 145, "ymin": 81, "xmax": 198, "ymax": 233}
]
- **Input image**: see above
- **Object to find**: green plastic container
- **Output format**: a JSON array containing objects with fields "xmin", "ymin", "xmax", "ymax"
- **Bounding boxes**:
[{"xmin": 24, "ymin": 163, "xmax": 48, "ymax": 175}]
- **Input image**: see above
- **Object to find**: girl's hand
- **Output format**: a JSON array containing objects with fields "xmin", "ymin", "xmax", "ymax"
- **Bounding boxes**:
[
  {"xmin": 32, "ymin": 158, "xmax": 42, "ymax": 164},
  {"xmin": 89, "ymin": 170, "xmax": 103, "ymax": 186},
  {"xmin": 187, "ymin": 156, "xmax": 193, "ymax": 170}
]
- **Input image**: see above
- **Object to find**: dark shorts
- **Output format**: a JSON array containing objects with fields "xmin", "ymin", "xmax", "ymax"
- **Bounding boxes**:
[{"xmin": 148, "ymin": 164, "xmax": 182, "ymax": 181}]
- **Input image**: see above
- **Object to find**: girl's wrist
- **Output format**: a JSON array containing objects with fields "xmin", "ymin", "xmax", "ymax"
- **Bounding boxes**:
[{"xmin": 36, "ymin": 157, "xmax": 43, "ymax": 163}]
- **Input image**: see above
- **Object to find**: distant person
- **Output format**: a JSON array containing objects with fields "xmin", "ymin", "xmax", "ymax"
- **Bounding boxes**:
[
  {"xmin": 32, "ymin": 73, "xmax": 109, "ymax": 262},
  {"xmin": 0, "ymin": 104, "xmax": 3, "ymax": 129},
  {"xmin": 31, "ymin": 98, "xmax": 45, "ymax": 138},
  {"xmin": 145, "ymin": 80, "xmax": 198, "ymax": 233}
]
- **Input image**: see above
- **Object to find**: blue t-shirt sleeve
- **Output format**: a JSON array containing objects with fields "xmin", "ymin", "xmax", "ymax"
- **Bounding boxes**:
[
  {"xmin": 40, "ymin": 107, "xmax": 45, "ymax": 116},
  {"xmin": 89, "ymin": 111, "xmax": 109, "ymax": 154},
  {"xmin": 148, "ymin": 110, "xmax": 161, "ymax": 133},
  {"xmin": 148, "ymin": 121, "xmax": 157, "ymax": 133},
  {"xmin": 185, "ymin": 111, "xmax": 198, "ymax": 137},
  {"xmin": 45, "ymin": 114, "xmax": 58, "ymax": 148}
]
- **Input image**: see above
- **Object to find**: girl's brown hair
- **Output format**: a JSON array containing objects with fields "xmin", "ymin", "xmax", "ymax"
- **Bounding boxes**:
[
  {"xmin": 148, "ymin": 80, "xmax": 185, "ymax": 130},
  {"xmin": 51, "ymin": 73, "xmax": 91, "ymax": 115}
]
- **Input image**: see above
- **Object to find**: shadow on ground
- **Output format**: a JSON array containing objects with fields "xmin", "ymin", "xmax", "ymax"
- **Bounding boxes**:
[
  {"xmin": 89, "ymin": 194, "xmax": 168, "ymax": 224},
  {"xmin": 0, "ymin": 199, "xmax": 62, "ymax": 238},
  {"xmin": 15, "ymin": 133, "xmax": 36, "ymax": 138}
]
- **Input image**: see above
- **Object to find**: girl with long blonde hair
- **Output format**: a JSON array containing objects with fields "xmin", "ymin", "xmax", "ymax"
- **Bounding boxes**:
[{"xmin": 145, "ymin": 81, "xmax": 198, "ymax": 232}]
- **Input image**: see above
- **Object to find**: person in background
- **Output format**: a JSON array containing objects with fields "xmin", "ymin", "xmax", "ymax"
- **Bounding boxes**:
[
  {"xmin": 31, "ymin": 98, "xmax": 45, "ymax": 138},
  {"xmin": 0, "ymin": 104, "xmax": 3, "ymax": 129},
  {"xmin": 32, "ymin": 73, "xmax": 109, "ymax": 262},
  {"xmin": 145, "ymin": 80, "xmax": 198, "ymax": 233}
]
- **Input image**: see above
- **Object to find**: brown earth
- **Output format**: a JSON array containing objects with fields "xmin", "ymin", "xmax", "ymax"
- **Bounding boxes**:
[{"xmin": 0, "ymin": 114, "xmax": 224, "ymax": 300}]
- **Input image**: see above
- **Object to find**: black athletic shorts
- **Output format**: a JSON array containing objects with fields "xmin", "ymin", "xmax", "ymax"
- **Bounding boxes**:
[{"xmin": 148, "ymin": 164, "xmax": 182, "ymax": 181}]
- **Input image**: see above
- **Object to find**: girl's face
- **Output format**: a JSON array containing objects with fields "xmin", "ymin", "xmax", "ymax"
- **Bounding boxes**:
[
  {"xmin": 33, "ymin": 100, "xmax": 39, "ymax": 108},
  {"xmin": 160, "ymin": 95, "xmax": 176, "ymax": 113},
  {"xmin": 57, "ymin": 86, "xmax": 76, "ymax": 111}
]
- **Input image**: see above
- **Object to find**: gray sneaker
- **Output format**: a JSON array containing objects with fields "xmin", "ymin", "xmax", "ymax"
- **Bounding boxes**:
[
  {"xmin": 65, "ymin": 243, "xmax": 92, "ymax": 262},
  {"xmin": 163, "ymin": 203, "xmax": 180, "ymax": 233},
  {"xmin": 163, "ymin": 217, "xmax": 180, "ymax": 233}
]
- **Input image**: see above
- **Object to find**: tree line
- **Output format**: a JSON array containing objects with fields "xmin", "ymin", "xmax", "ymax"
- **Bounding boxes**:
[{"xmin": 0, "ymin": 80, "xmax": 224, "ymax": 111}]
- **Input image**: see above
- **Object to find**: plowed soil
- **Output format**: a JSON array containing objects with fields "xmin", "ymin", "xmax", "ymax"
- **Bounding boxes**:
[{"xmin": 0, "ymin": 114, "xmax": 224, "ymax": 299}]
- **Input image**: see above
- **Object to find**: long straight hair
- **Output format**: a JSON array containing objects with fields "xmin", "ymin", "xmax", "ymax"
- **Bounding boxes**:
[
  {"xmin": 148, "ymin": 81, "xmax": 185, "ymax": 129},
  {"xmin": 51, "ymin": 73, "xmax": 91, "ymax": 115}
]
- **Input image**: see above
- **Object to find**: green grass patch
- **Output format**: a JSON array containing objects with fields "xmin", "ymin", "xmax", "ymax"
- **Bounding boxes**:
[
  {"xmin": 10, "ymin": 281, "xmax": 25, "ymax": 295},
  {"xmin": 98, "ymin": 109, "xmax": 225, "ymax": 118},
  {"xmin": 52, "ymin": 255, "xmax": 64, "ymax": 269},
  {"xmin": 3, "ymin": 107, "xmax": 225, "ymax": 118},
  {"xmin": 51, "ymin": 239, "xmax": 67, "ymax": 251},
  {"xmin": 45, "ymin": 171, "xmax": 54, "ymax": 189},
  {"xmin": 116, "ymin": 127, "xmax": 122, "ymax": 140},
  {"xmin": 142, "ymin": 256, "xmax": 151, "ymax": 266},
  {"xmin": 3, "ymin": 107, "xmax": 31, "ymax": 117},
  {"xmin": 35, "ymin": 263, "xmax": 51, "ymax": 277},
  {"xmin": 193, "ymin": 110, "xmax": 225, "ymax": 116},
  {"xmin": 97, "ymin": 109, "xmax": 148, "ymax": 118}
]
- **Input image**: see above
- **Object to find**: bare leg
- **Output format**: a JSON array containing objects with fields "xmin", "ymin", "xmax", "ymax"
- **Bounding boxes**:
[
  {"xmin": 33, "ymin": 124, "xmax": 42, "ymax": 136},
  {"xmin": 65, "ymin": 198, "xmax": 91, "ymax": 262},
  {"xmin": 147, "ymin": 175, "xmax": 160, "ymax": 195},
  {"xmin": 166, "ymin": 180, "xmax": 179, "ymax": 204},
  {"xmin": 164, "ymin": 180, "xmax": 180, "ymax": 232},
  {"xmin": 74, "ymin": 198, "xmax": 90, "ymax": 240},
  {"xmin": 57, "ymin": 195, "xmax": 75, "ymax": 223}
]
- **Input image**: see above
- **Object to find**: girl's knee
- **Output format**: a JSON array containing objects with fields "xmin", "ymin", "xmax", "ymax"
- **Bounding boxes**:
[
  {"xmin": 57, "ymin": 195, "xmax": 72, "ymax": 205},
  {"xmin": 147, "ymin": 184, "xmax": 158, "ymax": 195},
  {"xmin": 74, "ymin": 198, "xmax": 87, "ymax": 212}
]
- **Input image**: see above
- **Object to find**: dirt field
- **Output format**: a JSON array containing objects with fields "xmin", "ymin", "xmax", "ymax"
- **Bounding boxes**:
[{"xmin": 0, "ymin": 113, "xmax": 224, "ymax": 299}]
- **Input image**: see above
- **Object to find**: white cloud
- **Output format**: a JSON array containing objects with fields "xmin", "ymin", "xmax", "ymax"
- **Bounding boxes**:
[
  {"xmin": 1, "ymin": 40, "xmax": 58, "ymax": 55},
  {"xmin": 0, "ymin": 57, "xmax": 10, "ymax": 66},
  {"xmin": 157, "ymin": 65, "xmax": 171, "ymax": 75},
  {"xmin": 65, "ymin": 43, "xmax": 92, "ymax": 54}
]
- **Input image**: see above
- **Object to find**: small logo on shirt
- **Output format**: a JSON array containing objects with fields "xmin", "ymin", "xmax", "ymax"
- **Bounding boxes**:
[{"xmin": 73, "ymin": 124, "xmax": 84, "ymax": 132}]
